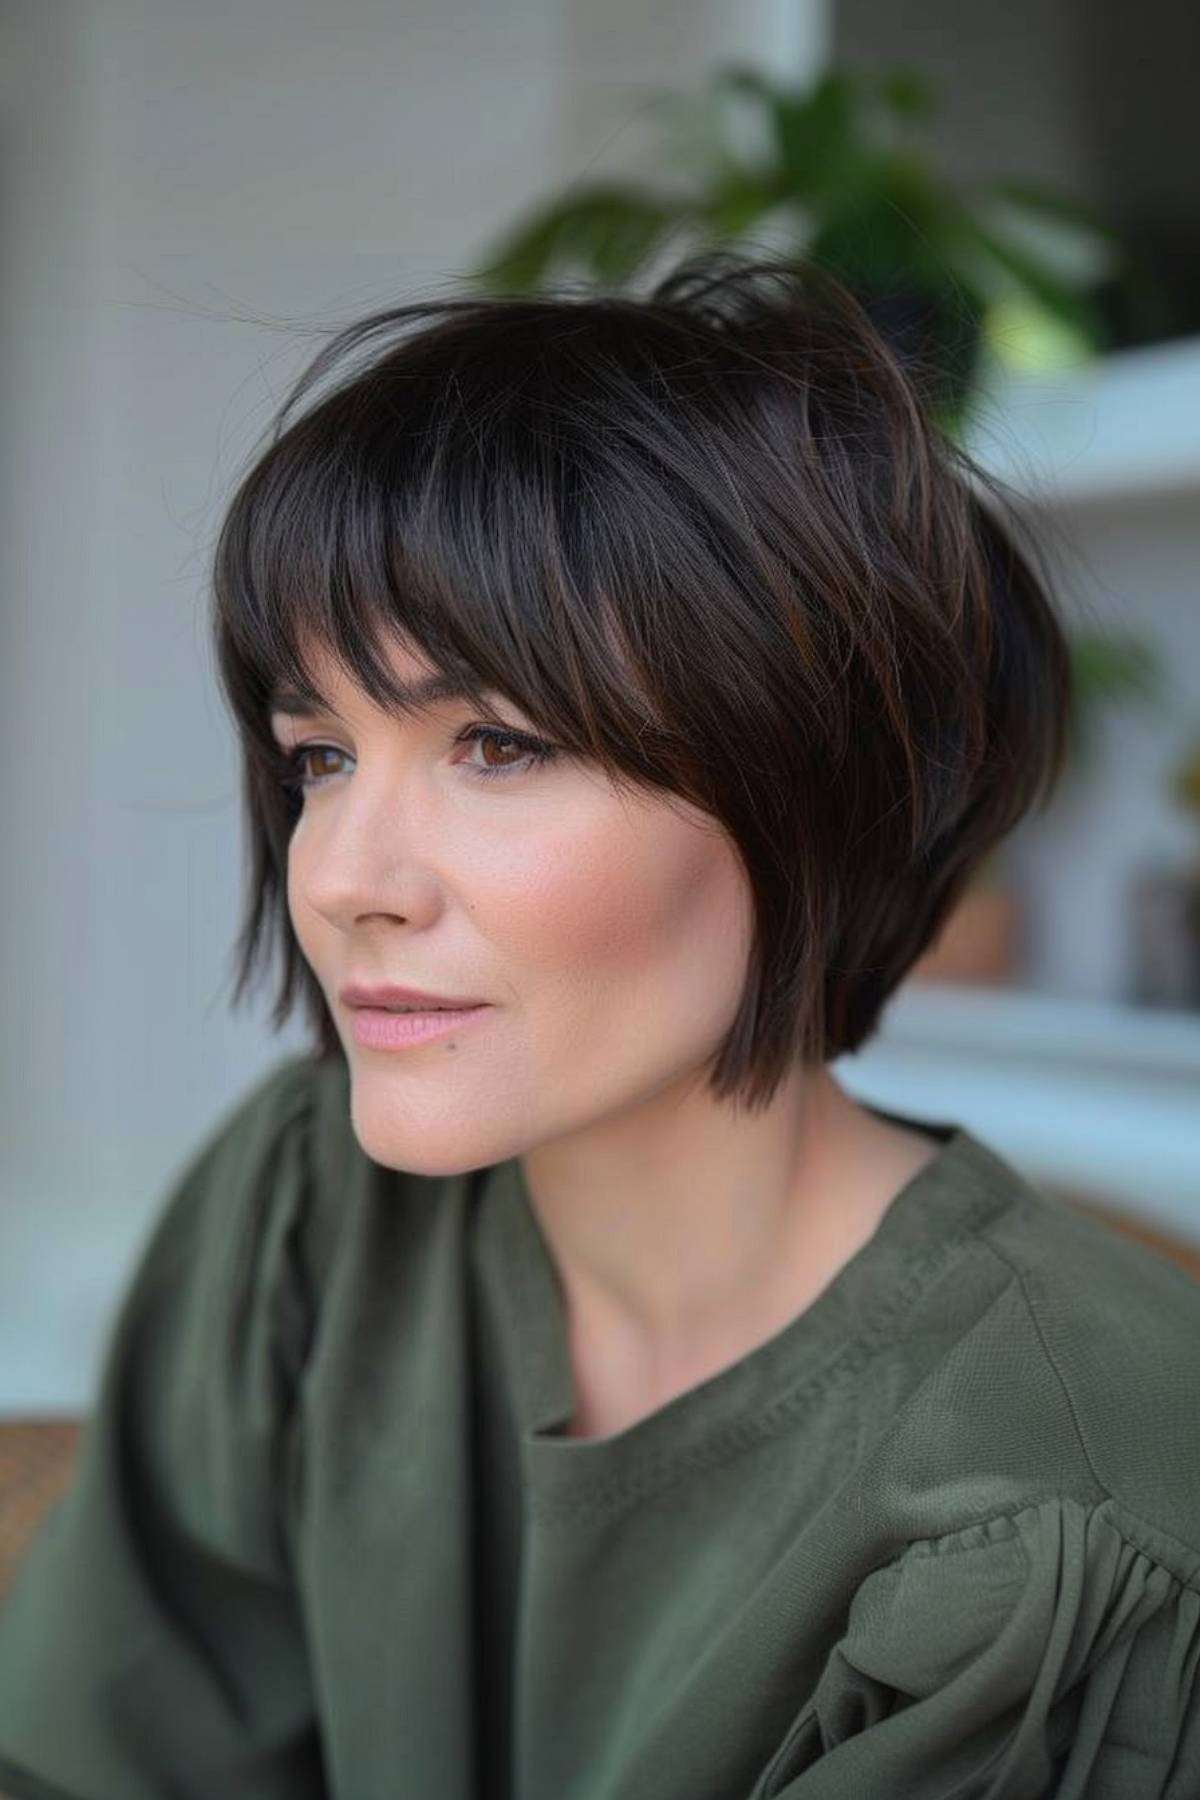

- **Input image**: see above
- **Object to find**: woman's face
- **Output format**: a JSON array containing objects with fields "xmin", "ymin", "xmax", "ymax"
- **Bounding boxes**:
[{"xmin": 271, "ymin": 633, "xmax": 756, "ymax": 1176}]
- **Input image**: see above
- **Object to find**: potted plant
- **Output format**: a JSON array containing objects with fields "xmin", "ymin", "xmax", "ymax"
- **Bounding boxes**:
[{"xmin": 465, "ymin": 61, "xmax": 1129, "ymax": 438}]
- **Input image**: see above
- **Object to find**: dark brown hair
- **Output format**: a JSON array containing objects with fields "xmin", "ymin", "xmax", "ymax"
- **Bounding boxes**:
[{"xmin": 210, "ymin": 250, "xmax": 1074, "ymax": 1114}]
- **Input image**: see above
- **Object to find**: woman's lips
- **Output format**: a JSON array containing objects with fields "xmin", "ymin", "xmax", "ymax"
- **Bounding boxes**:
[{"xmin": 349, "ymin": 1003, "xmax": 491, "ymax": 1051}]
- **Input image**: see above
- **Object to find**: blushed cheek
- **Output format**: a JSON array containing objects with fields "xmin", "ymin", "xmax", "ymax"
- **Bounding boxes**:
[{"xmin": 488, "ymin": 810, "xmax": 753, "ymax": 1049}]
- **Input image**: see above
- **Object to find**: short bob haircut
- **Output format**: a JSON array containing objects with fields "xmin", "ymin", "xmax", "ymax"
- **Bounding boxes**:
[{"xmin": 211, "ymin": 250, "xmax": 1074, "ymax": 1115}]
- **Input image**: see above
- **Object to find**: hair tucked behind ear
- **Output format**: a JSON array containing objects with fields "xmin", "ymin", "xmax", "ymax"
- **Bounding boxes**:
[{"xmin": 210, "ymin": 248, "xmax": 1075, "ymax": 1113}]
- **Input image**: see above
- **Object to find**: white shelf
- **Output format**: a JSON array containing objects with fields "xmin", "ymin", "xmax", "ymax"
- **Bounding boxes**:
[
  {"xmin": 962, "ymin": 333, "xmax": 1200, "ymax": 507},
  {"xmin": 833, "ymin": 982, "xmax": 1200, "ymax": 1242},
  {"xmin": 877, "ymin": 982, "xmax": 1200, "ymax": 1078}
]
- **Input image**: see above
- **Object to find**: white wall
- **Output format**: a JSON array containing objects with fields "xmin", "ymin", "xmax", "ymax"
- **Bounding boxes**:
[
  {"xmin": 0, "ymin": 0, "xmax": 829, "ymax": 1411},
  {"xmin": 1006, "ymin": 484, "xmax": 1200, "ymax": 1002}
]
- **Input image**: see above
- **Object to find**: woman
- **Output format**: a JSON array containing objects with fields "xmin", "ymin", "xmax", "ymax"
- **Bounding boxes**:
[{"xmin": 1, "ymin": 253, "xmax": 1197, "ymax": 1800}]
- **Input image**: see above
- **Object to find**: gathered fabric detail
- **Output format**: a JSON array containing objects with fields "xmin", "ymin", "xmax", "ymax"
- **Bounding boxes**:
[{"xmin": 755, "ymin": 1494, "xmax": 1200, "ymax": 1799}]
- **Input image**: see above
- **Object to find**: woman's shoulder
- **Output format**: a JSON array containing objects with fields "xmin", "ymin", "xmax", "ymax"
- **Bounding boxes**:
[
  {"xmin": 774, "ymin": 1131, "xmax": 1200, "ymax": 1798},
  {"xmin": 960, "ymin": 1141, "xmax": 1200, "ymax": 1551}
]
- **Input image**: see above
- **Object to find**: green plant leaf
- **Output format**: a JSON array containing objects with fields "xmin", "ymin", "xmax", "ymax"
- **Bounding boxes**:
[
  {"xmin": 466, "ymin": 183, "xmax": 688, "ymax": 293},
  {"xmin": 771, "ymin": 70, "xmax": 862, "ymax": 193},
  {"xmin": 1063, "ymin": 630, "xmax": 1168, "ymax": 776},
  {"xmin": 950, "ymin": 212, "xmax": 1110, "ymax": 346},
  {"xmin": 1169, "ymin": 730, "xmax": 1200, "ymax": 817},
  {"xmin": 981, "ymin": 296, "xmax": 1094, "ymax": 372},
  {"xmin": 967, "ymin": 186, "xmax": 1122, "ymax": 298},
  {"xmin": 1071, "ymin": 630, "xmax": 1166, "ymax": 706},
  {"xmin": 976, "ymin": 178, "xmax": 1122, "ymax": 246},
  {"xmin": 806, "ymin": 157, "xmax": 969, "ymax": 297},
  {"xmin": 876, "ymin": 67, "xmax": 938, "ymax": 121},
  {"xmin": 697, "ymin": 168, "xmax": 781, "ymax": 236},
  {"xmin": 708, "ymin": 64, "xmax": 869, "ymax": 204}
]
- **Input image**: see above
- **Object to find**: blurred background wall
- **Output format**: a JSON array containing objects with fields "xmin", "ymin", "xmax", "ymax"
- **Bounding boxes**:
[{"xmin": 1, "ymin": 0, "xmax": 1197, "ymax": 1413}]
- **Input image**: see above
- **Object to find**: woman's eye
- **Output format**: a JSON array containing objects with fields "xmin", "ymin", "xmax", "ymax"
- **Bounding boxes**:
[
  {"xmin": 278, "ymin": 724, "xmax": 559, "ymax": 795},
  {"xmin": 282, "ymin": 745, "xmax": 346, "ymax": 791}
]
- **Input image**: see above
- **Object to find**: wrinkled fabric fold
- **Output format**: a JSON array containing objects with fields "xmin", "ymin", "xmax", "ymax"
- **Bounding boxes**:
[{"xmin": 759, "ymin": 1496, "xmax": 1200, "ymax": 1799}]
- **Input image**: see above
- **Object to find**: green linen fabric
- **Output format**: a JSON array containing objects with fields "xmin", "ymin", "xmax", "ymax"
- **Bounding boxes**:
[{"xmin": 1, "ymin": 1049, "xmax": 1198, "ymax": 1800}]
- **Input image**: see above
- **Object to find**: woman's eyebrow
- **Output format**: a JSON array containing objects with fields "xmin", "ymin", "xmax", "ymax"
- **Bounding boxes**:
[{"xmin": 267, "ymin": 673, "xmax": 480, "ymax": 720}]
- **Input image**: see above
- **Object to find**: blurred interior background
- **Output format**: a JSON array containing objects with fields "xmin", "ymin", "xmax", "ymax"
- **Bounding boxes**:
[{"xmin": 1, "ymin": 0, "xmax": 1198, "ymax": 1468}]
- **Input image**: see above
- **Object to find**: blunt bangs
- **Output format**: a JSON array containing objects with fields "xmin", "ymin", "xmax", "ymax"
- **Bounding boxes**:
[
  {"xmin": 212, "ymin": 301, "xmax": 716, "ymax": 805},
  {"xmin": 210, "ymin": 250, "xmax": 1074, "ymax": 1112}
]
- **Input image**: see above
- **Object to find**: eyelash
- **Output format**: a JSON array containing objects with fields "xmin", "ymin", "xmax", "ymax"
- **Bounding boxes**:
[{"xmin": 276, "ymin": 723, "xmax": 560, "ymax": 795}]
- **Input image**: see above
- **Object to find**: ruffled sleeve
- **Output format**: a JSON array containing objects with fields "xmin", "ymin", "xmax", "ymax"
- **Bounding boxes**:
[
  {"xmin": 757, "ymin": 1495, "xmax": 1200, "ymax": 1799},
  {"xmin": 0, "ymin": 1054, "xmax": 326, "ymax": 1800}
]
